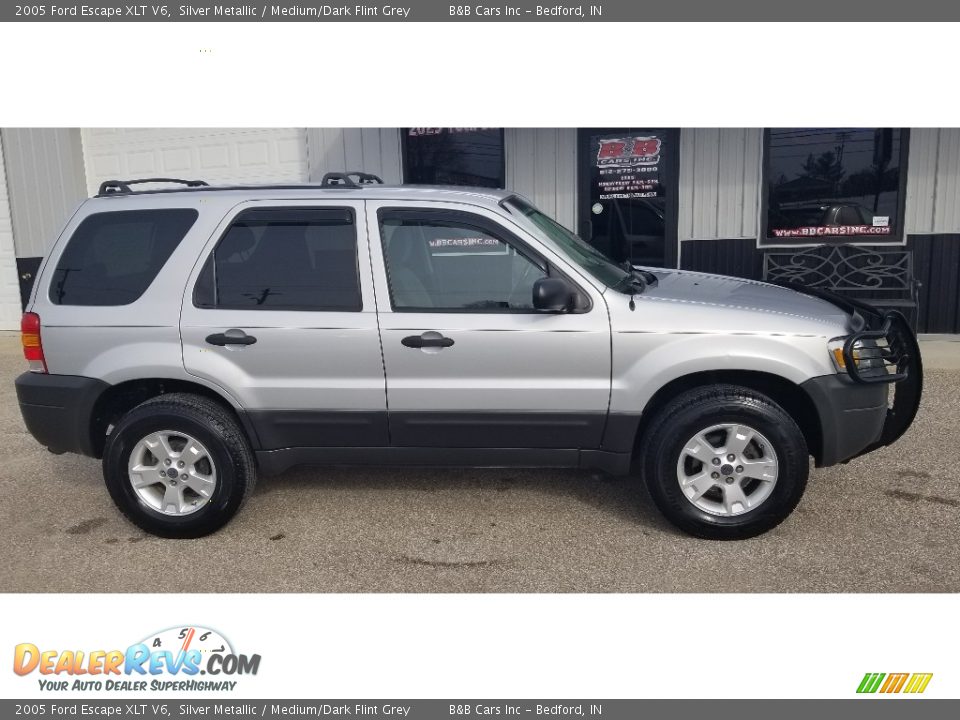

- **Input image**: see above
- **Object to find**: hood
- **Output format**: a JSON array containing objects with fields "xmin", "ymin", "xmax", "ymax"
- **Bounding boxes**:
[{"xmin": 613, "ymin": 267, "xmax": 854, "ymax": 337}]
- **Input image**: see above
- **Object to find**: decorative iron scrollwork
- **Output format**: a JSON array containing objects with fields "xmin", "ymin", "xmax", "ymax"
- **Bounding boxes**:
[{"xmin": 764, "ymin": 246, "xmax": 912, "ymax": 292}]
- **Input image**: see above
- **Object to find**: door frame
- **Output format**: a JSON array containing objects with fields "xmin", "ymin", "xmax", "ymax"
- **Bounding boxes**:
[
  {"xmin": 179, "ymin": 197, "xmax": 389, "ymax": 449},
  {"xmin": 363, "ymin": 197, "xmax": 613, "ymax": 450},
  {"xmin": 576, "ymin": 127, "xmax": 680, "ymax": 269}
]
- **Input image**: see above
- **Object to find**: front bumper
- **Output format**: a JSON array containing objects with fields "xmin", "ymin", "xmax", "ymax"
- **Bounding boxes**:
[
  {"xmin": 801, "ymin": 375, "xmax": 889, "ymax": 466},
  {"xmin": 800, "ymin": 310, "xmax": 923, "ymax": 466},
  {"xmin": 15, "ymin": 372, "xmax": 108, "ymax": 457}
]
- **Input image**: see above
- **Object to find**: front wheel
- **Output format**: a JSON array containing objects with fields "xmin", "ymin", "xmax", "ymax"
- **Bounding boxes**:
[
  {"xmin": 103, "ymin": 393, "xmax": 256, "ymax": 538},
  {"xmin": 640, "ymin": 384, "xmax": 809, "ymax": 540}
]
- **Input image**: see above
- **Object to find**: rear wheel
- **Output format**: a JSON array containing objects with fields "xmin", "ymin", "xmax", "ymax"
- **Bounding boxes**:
[
  {"xmin": 103, "ymin": 393, "xmax": 256, "ymax": 538},
  {"xmin": 640, "ymin": 384, "xmax": 808, "ymax": 540}
]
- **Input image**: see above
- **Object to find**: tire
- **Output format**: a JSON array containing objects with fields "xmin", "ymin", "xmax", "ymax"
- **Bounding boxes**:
[
  {"xmin": 102, "ymin": 393, "xmax": 256, "ymax": 538},
  {"xmin": 640, "ymin": 384, "xmax": 808, "ymax": 540}
]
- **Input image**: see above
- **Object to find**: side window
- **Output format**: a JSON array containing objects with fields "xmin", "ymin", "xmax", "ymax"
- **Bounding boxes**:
[
  {"xmin": 51, "ymin": 209, "xmax": 198, "ymax": 306},
  {"xmin": 379, "ymin": 211, "xmax": 547, "ymax": 312},
  {"xmin": 194, "ymin": 207, "xmax": 361, "ymax": 311}
]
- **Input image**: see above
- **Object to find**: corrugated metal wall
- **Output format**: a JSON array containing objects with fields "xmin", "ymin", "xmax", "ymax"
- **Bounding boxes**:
[
  {"xmin": 0, "ymin": 136, "xmax": 22, "ymax": 329},
  {"xmin": 678, "ymin": 128, "xmax": 762, "ymax": 241},
  {"xmin": 905, "ymin": 128, "xmax": 960, "ymax": 235},
  {"xmin": 305, "ymin": 128, "xmax": 402, "ymax": 184},
  {"xmin": 1, "ymin": 128, "xmax": 86, "ymax": 260},
  {"xmin": 504, "ymin": 128, "xmax": 578, "ymax": 230}
]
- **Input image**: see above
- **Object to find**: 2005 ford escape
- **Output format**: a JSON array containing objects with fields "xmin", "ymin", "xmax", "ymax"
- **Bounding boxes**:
[{"xmin": 15, "ymin": 174, "xmax": 923, "ymax": 539}]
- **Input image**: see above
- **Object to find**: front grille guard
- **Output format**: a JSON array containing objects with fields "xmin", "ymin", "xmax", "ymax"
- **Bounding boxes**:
[
  {"xmin": 842, "ymin": 312, "xmax": 912, "ymax": 384},
  {"xmin": 771, "ymin": 281, "xmax": 923, "ymax": 453},
  {"xmin": 849, "ymin": 309, "xmax": 923, "ymax": 453}
]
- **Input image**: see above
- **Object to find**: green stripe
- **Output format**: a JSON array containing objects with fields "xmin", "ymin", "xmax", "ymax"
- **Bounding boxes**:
[
  {"xmin": 857, "ymin": 673, "xmax": 885, "ymax": 693},
  {"xmin": 868, "ymin": 673, "xmax": 886, "ymax": 693}
]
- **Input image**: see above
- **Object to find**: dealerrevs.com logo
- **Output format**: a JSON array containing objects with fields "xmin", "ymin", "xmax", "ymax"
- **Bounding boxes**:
[
  {"xmin": 857, "ymin": 672, "xmax": 933, "ymax": 694},
  {"xmin": 13, "ymin": 626, "xmax": 261, "ymax": 692}
]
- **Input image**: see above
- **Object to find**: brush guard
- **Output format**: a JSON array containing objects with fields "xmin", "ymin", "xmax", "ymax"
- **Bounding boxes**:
[{"xmin": 772, "ymin": 281, "xmax": 923, "ymax": 454}]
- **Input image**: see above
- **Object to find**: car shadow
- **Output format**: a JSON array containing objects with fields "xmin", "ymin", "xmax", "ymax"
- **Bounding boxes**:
[{"xmin": 253, "ymin": 464, "xmax": 680, "ymax": 536}]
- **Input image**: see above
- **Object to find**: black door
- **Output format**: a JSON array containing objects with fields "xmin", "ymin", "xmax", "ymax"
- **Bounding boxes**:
[{"xmin": 577, "ymin": 129, "xmax": 679, "ymax": 268}]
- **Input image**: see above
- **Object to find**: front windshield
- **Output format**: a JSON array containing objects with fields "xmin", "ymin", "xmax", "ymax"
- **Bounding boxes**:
[{"xmin": 502, "ymin": 196, "xmax": 630, "ymax": 289}]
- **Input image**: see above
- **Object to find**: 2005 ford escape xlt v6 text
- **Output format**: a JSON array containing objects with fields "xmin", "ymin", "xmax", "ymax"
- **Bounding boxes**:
[{"xmin": 15, "ymin": 174, "xmax": 923, "ymax": 539}]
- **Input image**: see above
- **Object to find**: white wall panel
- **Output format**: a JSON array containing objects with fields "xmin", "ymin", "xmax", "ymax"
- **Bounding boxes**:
[
  {"xmin": 80, "ymin": 128, "xmax": 309, "ymax": 195},
  {"xmin": 1, "ymin": 128, "xmax": 86, "ymax": 260},
  {"xmin": 504, "ymin": 128, "xmax": 577, "ymax": 231},
  {"xmin": 305, "ymin": 128, "xmax": 402, "ymax": 184},
  {"xmin": 0, "ymin": 138, "xmax": 23, "ymax": 329},
  {"xmin": 906, "ymin": 128, "xmax": 960, "ymax": 235},
  {"xmin": 679, "ymin": 128, "xmax": 762, "ymax": 241}
]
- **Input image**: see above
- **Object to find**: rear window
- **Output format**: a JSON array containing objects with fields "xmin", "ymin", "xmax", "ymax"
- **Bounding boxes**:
[
  {"xmin": 192, "ymin": 207, "xmax": 361, "ymax": 311},
  {"xmin": 50, "ymin": 209, "xmax": 198, "ymax": 306}
]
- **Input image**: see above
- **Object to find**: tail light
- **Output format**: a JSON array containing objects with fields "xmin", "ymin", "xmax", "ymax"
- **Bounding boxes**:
[{"xmin": 21, "ymin": 312, "xmax": 47, "ymax": 373}]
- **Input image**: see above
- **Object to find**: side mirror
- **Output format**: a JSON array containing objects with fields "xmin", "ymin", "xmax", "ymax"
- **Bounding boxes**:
[{"xmin": 533, "ymin": 277, "xmax": 574, "ymax": 312}]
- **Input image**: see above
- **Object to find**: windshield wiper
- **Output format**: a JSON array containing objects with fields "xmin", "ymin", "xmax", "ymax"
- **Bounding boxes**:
[{"xmin": 618, "ymin": 261, "xmax": 650, "ymax": 294}]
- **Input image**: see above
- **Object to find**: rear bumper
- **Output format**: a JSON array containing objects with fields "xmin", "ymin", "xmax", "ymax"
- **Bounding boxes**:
[{"xmin": 15, "ymin": 372, "xmax": 108, "ymax": 457}]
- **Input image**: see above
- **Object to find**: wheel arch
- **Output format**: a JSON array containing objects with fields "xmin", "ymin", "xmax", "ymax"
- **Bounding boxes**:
[
  {"xmin": 630, "ymin": 370, "xmax": 824, "ymax": 468},
  {"xmin": 88, "ymin": 378, "xmax": 259, "ymax": 459}
]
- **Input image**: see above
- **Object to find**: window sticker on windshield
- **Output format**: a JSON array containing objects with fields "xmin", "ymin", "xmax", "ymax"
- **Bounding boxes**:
[{"xmin": 873, "ymin": 215, "xmax": 890, "ymax": 227}]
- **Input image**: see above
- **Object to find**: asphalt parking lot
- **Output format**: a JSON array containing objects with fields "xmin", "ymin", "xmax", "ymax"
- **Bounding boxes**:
[{"xmin": 1, "ymin": 334, "xmax": 958, "ymax": 593}]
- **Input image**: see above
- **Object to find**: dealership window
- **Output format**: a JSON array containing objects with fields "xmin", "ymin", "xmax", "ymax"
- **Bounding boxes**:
[
  {"xmin": 763, "ymin": 128, "xmax": 908, "ymax": 244},
  {"xmin": 402, "ymin": 128, "xmax": 505, "ymax": 188}
]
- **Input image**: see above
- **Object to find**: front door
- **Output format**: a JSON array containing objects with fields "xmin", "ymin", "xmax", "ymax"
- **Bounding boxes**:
[
  {"xmin": 180, "ymin": 200, "xmax": 389, "ymax": 449},
  {"xmin": 366, "ymin": 200, "xmax": 611, "ymax": 450},
  {"xmin": 577, "ymin": 128, "xmax": 679, "ymax": 267}
]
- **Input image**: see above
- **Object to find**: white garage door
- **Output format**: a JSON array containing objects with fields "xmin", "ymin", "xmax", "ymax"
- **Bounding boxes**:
[
  {"xmin": 80, "ymin": 128, "xmax": 309, "ymax": 194},
  {"xmin": 0, "ymin": 138, "xmax": 22, "ymax": 330}
]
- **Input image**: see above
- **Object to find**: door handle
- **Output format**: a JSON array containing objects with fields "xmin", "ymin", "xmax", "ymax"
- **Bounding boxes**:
[
  {"xmin": 401, "ymin": 333, "xmax": 454, "ymax": 349},
  {"xmin": 205, "ymin": 329, "xmax": 257, "ymax": 347}
]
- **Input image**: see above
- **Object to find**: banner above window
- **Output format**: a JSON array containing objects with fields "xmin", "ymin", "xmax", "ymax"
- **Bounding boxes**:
[
  {"xmin": 762, "ymin": 128, "xmax": 908, "ymax": 245},
  {"xmin": 402, "ymin": 128, "xmax": 505, "ymax": 189}
]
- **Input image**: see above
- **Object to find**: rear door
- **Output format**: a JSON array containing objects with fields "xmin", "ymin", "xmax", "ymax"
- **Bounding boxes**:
[
  {"xmin": 367, "ymin": 200, "xmax": 611, "ymax": 449},
  {"xmin": 180, "ymin": 199, "xmax": 388, "ymax": 449}
]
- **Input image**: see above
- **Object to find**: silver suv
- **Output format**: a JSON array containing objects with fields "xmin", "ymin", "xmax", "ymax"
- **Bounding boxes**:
[{"xmin": 15, "ymin": 174, "xmax": 923, "ymax": 540}]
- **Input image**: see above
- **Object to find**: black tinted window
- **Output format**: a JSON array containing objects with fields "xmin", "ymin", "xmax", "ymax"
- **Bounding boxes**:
[
  {"xmin": 402, "ymin": 128, "xmax": 505, "ymax": 188},
  {"xmin": 51, "ymin": 209, "xmax": 198, "ymax": 305},
  {"xmin": 194, "ymin": 208, "xmax": 360, "ymax": 311},
  {"xmin": 764, "ymin": 128, "xmax": 904, "ymax": 243}
]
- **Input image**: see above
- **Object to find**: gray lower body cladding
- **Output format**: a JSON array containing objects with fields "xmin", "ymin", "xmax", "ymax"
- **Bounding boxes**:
[
  {"xmin": 15, "ymin": 372, "xmax": 109, "ymax": 456},
  {"xmin": 247, "ymin": 410, "xmax": 635, "ymax": 476},
  {"xmin": 15, "ymin": 370, "xmax": 893, "ymax": 476},
  {"xmin": 800, "ymin": 374, "xmax": 889, "ymax": 466}
]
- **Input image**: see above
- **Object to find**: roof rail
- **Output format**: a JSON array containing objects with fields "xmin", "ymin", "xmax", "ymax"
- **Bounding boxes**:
[
  {"xmin": 320, "ymin": 171, "xmax": 384, "ymax": 188},
  {"xmin": 97, "ymin": 178, "xmax": 209, "ymax": 196}
]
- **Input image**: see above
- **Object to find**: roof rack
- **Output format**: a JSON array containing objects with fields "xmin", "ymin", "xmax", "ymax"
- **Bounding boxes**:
[
  {"xmin": 98, "ymin": 178, "xmax": 209, "ymax": 196},
  {"xmin": 320, "ymin": 171, "xmax": 384, "ymax": 188},
  {"xmin": 93, "ymin": 172, "xmax": 390, "ymax": 198}
]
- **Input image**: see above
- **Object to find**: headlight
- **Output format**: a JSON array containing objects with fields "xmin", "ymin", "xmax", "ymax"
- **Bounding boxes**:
[{"xmin": 828, "ymin": 337, "xmax": 883, "ymax": 373}]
